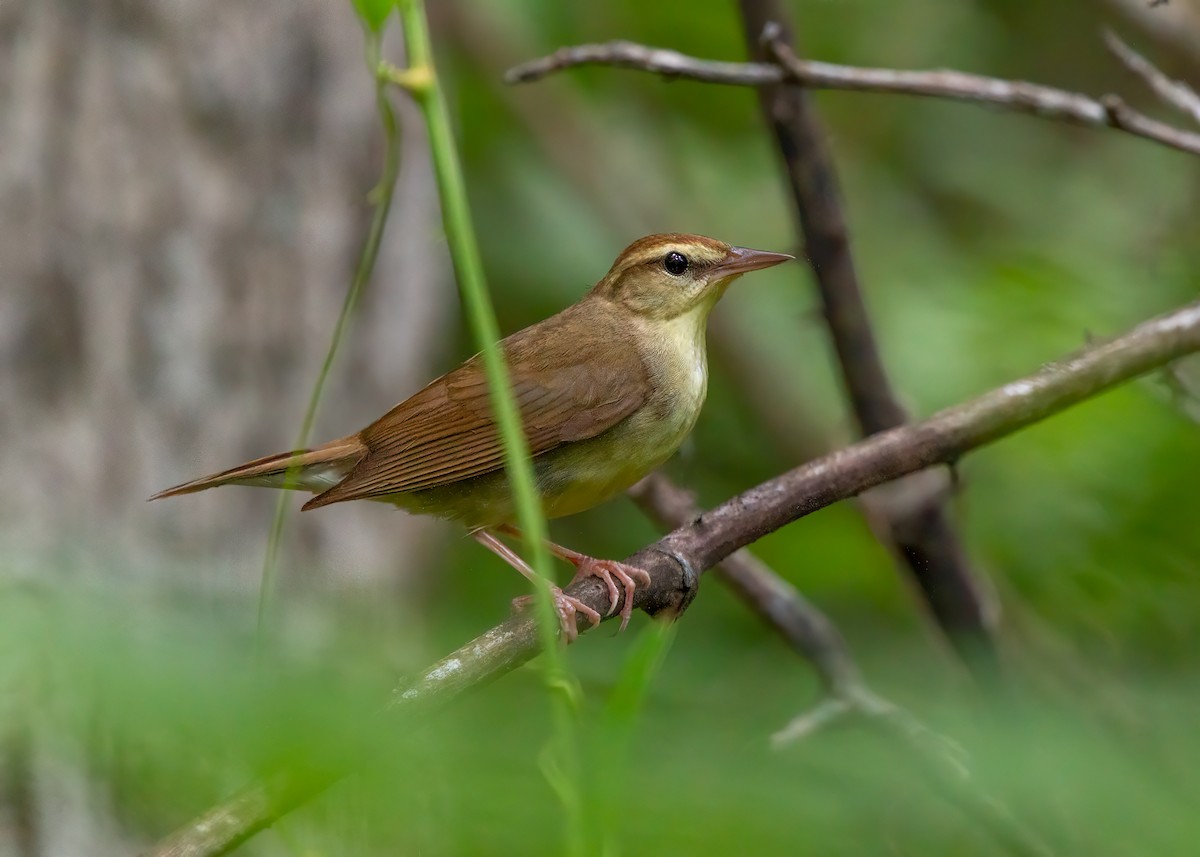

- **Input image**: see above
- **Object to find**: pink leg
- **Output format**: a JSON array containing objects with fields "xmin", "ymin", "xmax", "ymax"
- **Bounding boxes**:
[
  {"xmin": 472, "ymin": 530, "xmax": 601, "ymax": 643},
  {"xmin": 495, "ymin": 525, "xmax": 652, "ymax": 633}
]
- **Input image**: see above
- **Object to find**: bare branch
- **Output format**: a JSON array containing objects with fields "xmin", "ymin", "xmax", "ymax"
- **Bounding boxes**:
[
  {"xmin": 1104, "ymin": 29, "xmax": 1200, "ymax": 126},
  {"xmin": 504, "ymin": 40, "xmax": 782, "ymax": 86},
  {"xmin": 737, "ymin": 3, "xmax": 998, "ymax": 666},
  {"xmin": 630, "ymin": 472, "xmax": 862, "ymax": 695},
  {"xmin": 628, "ymin": 475, "xmax": 974, "ymax": 787},
  {"xmin": 505, "ymin": 39, "xmax": 1200, "ymax": 158},
  {"xmin": 144, "ymin": 299, "xmax": 1200, "ymax": 856},
  {"xmin": 626, "ymin": 472, "xmax": 1016, "ymax": 847},
  {"xmin": 770, "ymin": 687, "xmax": 975, "ymax": 817}
]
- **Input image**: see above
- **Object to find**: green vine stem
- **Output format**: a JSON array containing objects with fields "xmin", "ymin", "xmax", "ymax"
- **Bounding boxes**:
[
  {"xmin": 387, "ymin": 1, "xmax": 584, "ymax": 853},
  {"xmin": 256, "ymin": 30, "xmax": 401, "ymax": 639}
]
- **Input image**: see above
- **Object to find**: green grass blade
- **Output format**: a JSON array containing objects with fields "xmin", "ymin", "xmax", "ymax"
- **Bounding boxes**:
[
  {"xmin": 391, "ymin": 2, "xmax": 584, "ymax": 852},
  {"xmin": 256, "ymin": 27, "xmax": 402, "ymax": 643},
  {"xmin": 588, "ymin": 621, "xmax": 677, "ymax": 849}
]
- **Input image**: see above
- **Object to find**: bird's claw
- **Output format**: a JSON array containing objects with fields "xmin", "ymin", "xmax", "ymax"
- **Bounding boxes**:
[
  {"xmin": 571, "ymin": 558, "xmax": 652, "ymax": 632},
  {"xmin": 512, "ymin": 585, "xmax": 602, "ymax": 644}
]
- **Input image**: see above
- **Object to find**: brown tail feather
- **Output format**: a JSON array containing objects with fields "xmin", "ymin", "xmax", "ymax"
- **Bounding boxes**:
[{"xmin": 149, "ymin": 436, "xmax": 367, "ymax": 501}]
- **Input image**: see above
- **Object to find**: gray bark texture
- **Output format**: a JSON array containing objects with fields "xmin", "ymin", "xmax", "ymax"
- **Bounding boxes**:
[
  {"xmin": 0, "ymin": 0, "xmax": 451, "ymax": 586},
  {"xmin": 0, "ymin": 4, "xmax": 449, "ymax": 853}
]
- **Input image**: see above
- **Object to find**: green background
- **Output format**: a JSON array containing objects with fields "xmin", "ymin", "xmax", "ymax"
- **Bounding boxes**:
[{"xmin": 4, "ymin": 0, "xmax": 1199, "ymax": 854}]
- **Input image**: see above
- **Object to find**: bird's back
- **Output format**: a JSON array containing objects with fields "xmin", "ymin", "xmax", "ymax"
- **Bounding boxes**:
[
  {"xmin": 388, "ymin": 296, "xmax": 713, "ymax": 528},
  {"xmin": 304, "ymin": 297, "xmax": 668, "ymax": 525}
]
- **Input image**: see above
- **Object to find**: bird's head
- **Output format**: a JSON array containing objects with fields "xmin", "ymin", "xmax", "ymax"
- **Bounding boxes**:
[{"xmin": 591, "ymin": 233, "xmax": 792, "ymax": 320}]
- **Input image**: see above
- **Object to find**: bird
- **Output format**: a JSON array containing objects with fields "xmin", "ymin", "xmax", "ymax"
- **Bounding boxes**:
[{"xmin": 152, "ymin": 233, "xmax": 792, "ymax": 640}]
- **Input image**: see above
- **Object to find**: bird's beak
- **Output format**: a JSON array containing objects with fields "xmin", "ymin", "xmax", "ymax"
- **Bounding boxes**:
[{"xmin": 712, "ymin": 246, "xmax": 794, "ymax": 278}]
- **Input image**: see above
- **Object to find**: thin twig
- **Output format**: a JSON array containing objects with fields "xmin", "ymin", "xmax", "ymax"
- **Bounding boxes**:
[
  {"xmin": 144, "ymin": 299, "xmax": 1200, "ymax": 857},
  {"xmin": 828, "ymin": 694, "xmax": 1058, "ymax": 857},
  {"xmin": 770, "ymin": 687, "xmax": 970, "ymax": 794},
  {"xmin": 1104, "ymin": 29, "xmax": 1200, "ymax": 127},
  {"xmin": 737, "ymin": 4, "xmax": 998, "ymax": 666},
  {"xmin": 505, "ymin": 39, "xmax": 1200, "ymax": 158},
  {"xmin": 505, "ymin": 41, "xmax": 784, "ymax": 85}
]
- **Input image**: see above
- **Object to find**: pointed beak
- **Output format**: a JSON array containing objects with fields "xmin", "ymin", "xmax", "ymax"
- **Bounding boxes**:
[{"xmin": 712, "ymin": 246, "xmax": 794, "ymax": 279}]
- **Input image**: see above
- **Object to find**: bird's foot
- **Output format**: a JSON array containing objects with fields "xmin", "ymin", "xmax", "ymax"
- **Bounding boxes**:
[
  {"xmin": 487, "ymin": 525, "xmax": 650, "ymax": 634},
  {"xmin": 512, "ymin": 585, "xmax": 602, "ymax": 644},
  {"xmin": 568, "ymin": 557, "xmax": 652, "ymax": 632}
]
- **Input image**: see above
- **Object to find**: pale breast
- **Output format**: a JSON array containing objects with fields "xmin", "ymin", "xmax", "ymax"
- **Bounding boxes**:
[
  {"xmin": 511, "ymin": 306, "xmax": 707, "ymax": 520},
  {"xmin": 642, "ymin": 304, "xmax": 710, "ymax": 436}
]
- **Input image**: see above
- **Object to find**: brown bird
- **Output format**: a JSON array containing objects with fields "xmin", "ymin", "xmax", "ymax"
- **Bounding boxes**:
[{"xmin": 152, "ymin": 233, "xmax": 791, "ymax": 640}]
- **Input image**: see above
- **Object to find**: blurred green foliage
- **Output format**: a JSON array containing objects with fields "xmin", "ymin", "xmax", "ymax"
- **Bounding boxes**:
[
  {"xmin": 351, "ymin": 0, "xmax": 394, "ymax": 33},
  {"xmin": 4, "ymin": 0, "xmax": 1200, "ymax": 854}
]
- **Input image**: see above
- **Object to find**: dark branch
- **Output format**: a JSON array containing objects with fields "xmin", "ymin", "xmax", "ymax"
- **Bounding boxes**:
[
  {"xmin": 504, "ymin": 39, "xmax": 1200, "ymax": 158},
  {"xmin": 144, "ymin": 299, "xmax": 1200, "ymax": 856},
  {"xmin": 744, "ymin": 15, "xmax": 908, "ymax": 434},
  {"xmin": 736, "ymin": 4, "xmax": 997, "ymax": 665}
]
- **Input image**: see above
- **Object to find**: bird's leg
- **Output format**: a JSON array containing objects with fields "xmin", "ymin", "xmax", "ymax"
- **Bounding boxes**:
[
  {"xmin": 494, "ymin": 525, "xmax": 652, "ymax": 632},
  {"xmin": 472, "ymin": 529, "xmax": 601, "ymax": 643}
]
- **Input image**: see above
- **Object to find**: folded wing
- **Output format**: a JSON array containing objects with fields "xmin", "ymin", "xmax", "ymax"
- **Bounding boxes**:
[{"xmin": 303, "ymin": 316, "xmax": 647, "ymax": 509}]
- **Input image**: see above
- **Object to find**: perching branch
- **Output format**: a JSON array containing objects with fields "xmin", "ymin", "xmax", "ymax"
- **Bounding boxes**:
[
  {"xmin": 1103, "ymin": 29, "xmax": 1200, "ymax": 127},
  {"xmin": 735, "ymin": 2, "xmax": 997, "ymax": 667},
  {"xmin": 504, "ymin": 37, "xmax": 1200, "ymax": 158},
  {"xmin": 145, "ymin": 299, "xmax": 1200, "ymax": 857},
  {"xmin": 629, "ymin": 472, "xmax": 861, "ymax": 696},
  {"xmin": 624, "ymin": 472, "xmax": 1057, "ymax": 852}
]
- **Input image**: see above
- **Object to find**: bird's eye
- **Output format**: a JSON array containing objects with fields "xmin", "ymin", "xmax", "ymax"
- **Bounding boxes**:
[{"xmin": 663, "ymin": 251, "xmax": 689, "ymax": 276}]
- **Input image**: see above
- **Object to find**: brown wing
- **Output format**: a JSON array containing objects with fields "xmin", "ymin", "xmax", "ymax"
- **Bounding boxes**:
[{"xmin": 303, "ymin": 302, "xmax": 647, "ymax": 509}]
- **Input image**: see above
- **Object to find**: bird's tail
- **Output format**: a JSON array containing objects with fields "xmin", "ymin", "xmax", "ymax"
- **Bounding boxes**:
[{"xmin": 149, "ymin": 436, "xmax": 367, "ymax": 501}]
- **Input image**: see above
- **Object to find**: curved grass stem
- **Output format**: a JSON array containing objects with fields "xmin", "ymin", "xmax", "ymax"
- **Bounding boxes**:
[
  {"xmin": 256, "ymin": 29, "xmax": 402, "ymax": 642},
  {"xmin": 391, "ymin": 1, "xmax": 585, "ymax": 853}
]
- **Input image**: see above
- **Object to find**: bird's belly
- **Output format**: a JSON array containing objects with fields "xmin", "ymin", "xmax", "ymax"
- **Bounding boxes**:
[
  {"xmin": 537, "ymin": 388, "xmax": 704, "ymax": 520},
  {"xmin": 393, "ymin": 344, "xmax": 708, "ymax": 529},
  {"xmin": 536, "ymin": 440, "xmax": 669, "ymax": 520}
]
